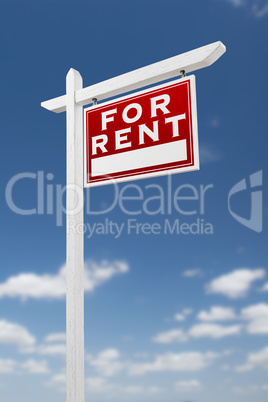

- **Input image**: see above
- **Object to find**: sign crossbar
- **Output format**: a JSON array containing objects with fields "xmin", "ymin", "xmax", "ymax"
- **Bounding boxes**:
[{"xmin": 42, "ymin": 41, "xmax": 225, "ymax": 113}]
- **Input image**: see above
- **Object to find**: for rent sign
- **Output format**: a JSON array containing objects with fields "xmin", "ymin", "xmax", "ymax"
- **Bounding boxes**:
[{"xmin": 84, "ymin": 75, "xmax": 199, "ymax": 187}]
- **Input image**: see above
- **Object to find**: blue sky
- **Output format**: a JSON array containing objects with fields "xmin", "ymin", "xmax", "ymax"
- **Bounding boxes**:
[{"xmin": 0, "ymin": 0, "xmax": 268, "ymax": 401}]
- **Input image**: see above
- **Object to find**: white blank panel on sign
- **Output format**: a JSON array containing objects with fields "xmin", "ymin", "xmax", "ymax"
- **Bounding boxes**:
[{"xmin": 91, "ymin": 139, "xmax": 187, "ymax": 177}]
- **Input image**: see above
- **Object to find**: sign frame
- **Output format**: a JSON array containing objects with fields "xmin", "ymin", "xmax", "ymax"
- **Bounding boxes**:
[{"xmin": 84, "ymin": 75, "xmax": 199, "ymax": 188}]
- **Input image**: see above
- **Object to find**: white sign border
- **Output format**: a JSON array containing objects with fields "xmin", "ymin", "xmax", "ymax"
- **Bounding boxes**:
[{"xmin": 84, "ymin": 75, "xmax": 199, "ymax": 188}]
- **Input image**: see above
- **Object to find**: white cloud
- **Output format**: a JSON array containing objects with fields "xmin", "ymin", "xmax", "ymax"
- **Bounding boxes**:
[
  {"xmin": 87, "ymin": 349, "xmax": 125, "ymax": 377},
  {"xmin": 152, "ymin": 329, "xmax": 188, "ymax": 343},
  {"xmin": 241, "ymin": 303, "xmax": 268, "ymax": 320},
  {"xmin": 45, "ymin": 372, "xmax": 66, "ymax": 393},
  {"xmin": 227, "ymin": 0, "xmax": 245, "ymax": 6},
  {"xmin": 174, "ymin": 308, "xmax": 193, "ymax": 322},
  {"xmin": 123, "ymin": 385, "xmax": 162, "ymax": 394},
  {"xmin": 0, "ymin": 358, "xmax": 17, "ymax": 373},
  {"xmin": 124, "ymin": 386, "xmax": 146, "ymax": 394},
  {"xmin": 152, "ymin": 313, "xmax": 241, "ymax": 343},
  {"xmin": 0, "ymin": 358, "xmax": 50, "ymax": 375},
  {"xmin": 86, "ymin": 377, "xmax": 116, "ymax": 393},
  {"xmin": 21, "ymin": 343, "xmax": 66, "ymax": 356},
  {"xmin": 128, "ymin": 351, "xmax": 220, "ymax": 375},
  {"xmin": 174, "ymin": 314, "xmax": 185, "ymax": 321},
  {"xmin": 206, "ymin": 269, "xmax": 266, "ymax": 298},
  {"xmin": 233, "ymin": 383, "xmax": 268, "ymax": 393},
  {"xmin": 188, "ymin": 323, "xmax": 241, "ymax": 339},
  {"xmin": 84, "ymin": 260, "xmax": 129, "ymax": 292},
  {"xmin": 260, "ymin": 282, "xmax": 268, "ymax": 292},
  {"xmin": 175, "ymin": 379, "xmax": 201, "ymax": 392},
  {"xmin": 225, "ymin": 0, "xmax": 268, "ymax": 17},
  {"xmin": 233, "ymin": 385, "xmax": 257, "ymax": 394},
  {"xmin": 236, "ymin": 346, "xmax": 268, "ymax": 371},
  {"xmin": 183, "ymin": 308, "xmax": 193, "ymax": 315},
  {"xmin": 197, "ymin": 306, "xmax": 237, "ymax": 321},
  {"xmin": 0, "ymin": 268, "xmax": 66, "ymax": 300},
  {"xmin": 134, "ymin": 352, "xmax": 149, "ymax": 359},
  {"xmin": 221, "ymin": 364, "xmax": 231, "ymax": 371},
  {"xmin": 252, "ymin": 3, "xmax": 268, "ymax": 17},
  {"xmin": 147, "ymin": 386, "xmax": 162, "ymax": 394},
  {"xmin": 87, "ymin": 348, "xmax": 221, "ymax": 377},
  {"xmin": 49, "ymin": 373, "xmax": 65, "ymax": 384},
  {"xmin": 199, "ymin": 144, "xmax": 222, "ymax": 164},
  {"xmin": 182, "ymin": 269, "xmax": 203, "ymax": 278},
  {"xmin": 0, "ymin": 260, "xmax": 129, "ymax": 300},
  {"xmin": 241, "ymin": 303, "xmax": 268, "ymax": 334},
  {"xmin": 20, "ymin": 359, "xmax": 50, "ymax": 374},
  {"xmin": 86, "ymin": 377, "xmax": 162, "ymax": 395},
  {"xmin": 0, "ymin": 320, "xmax": 35, "ymax": 347},
  {"xmin": 45, "ymin": 333, "xmax": 66, "ymax": 343}
]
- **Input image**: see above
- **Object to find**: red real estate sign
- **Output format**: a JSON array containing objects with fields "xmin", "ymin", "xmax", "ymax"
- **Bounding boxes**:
[{"xmin": 84, "ymin": 75, "xmax": 199, "ymax": 187}]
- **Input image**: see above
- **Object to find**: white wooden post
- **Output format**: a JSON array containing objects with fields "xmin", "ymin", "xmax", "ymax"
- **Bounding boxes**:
[{"xmin": 66, "ymin": 68, "xmax": 84, "ymax": 402}]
